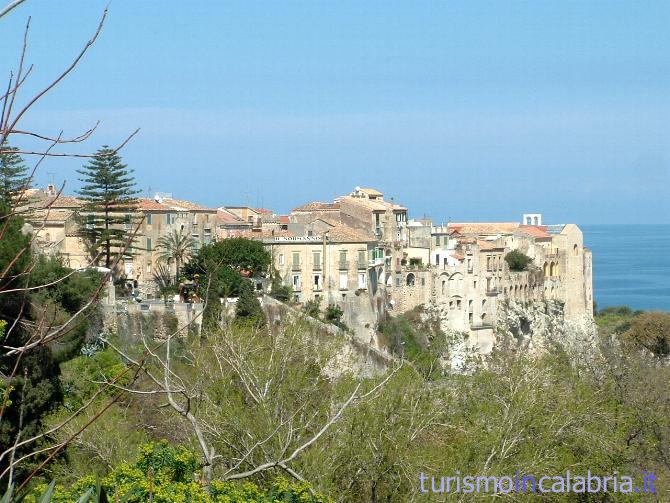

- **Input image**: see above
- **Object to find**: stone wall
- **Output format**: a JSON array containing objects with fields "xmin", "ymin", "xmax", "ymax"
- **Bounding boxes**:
[{"xmin": 262, "ymin": 295, "xmax": 393, "ymax": 377}]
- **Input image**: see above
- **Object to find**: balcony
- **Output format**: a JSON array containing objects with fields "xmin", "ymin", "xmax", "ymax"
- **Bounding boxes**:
[
  {"xmin": 291, "ymin": 263, "xmax": 301, "ymax": 271},
  {"xmin": 313, "ymin": 263, "xmax": 322, "ymax": 271},
  {"xmin": 368, "ymin": 257, "xmax": 384, "ymax": 267},
  {"xmin": 357, "ymin": 260, "xmax": 368, "ymax": 270},
  {"xmin": 486, "ymin": 288, "xmax": 500, "ymax": 296},
  {"xmin": 470, "ymin": 321, "xmax": 495, "ymax": 330},
  {"xmin": 338, "ymin": 260, "xmax": 349, "ymax": 270}
]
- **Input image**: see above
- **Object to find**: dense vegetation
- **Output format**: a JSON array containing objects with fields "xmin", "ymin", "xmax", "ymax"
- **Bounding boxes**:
[{"xmin": 10, "ymin": 306, "xmax": 668, "ymax": 501}]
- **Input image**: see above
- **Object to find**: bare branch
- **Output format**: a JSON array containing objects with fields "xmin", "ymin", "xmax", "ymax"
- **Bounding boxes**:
[{"xmin": 0, "ymin": 0, "xmax": 26, "ymax": 19}]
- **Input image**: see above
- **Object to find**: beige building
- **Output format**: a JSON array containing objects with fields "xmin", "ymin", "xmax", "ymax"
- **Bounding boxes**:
[{"xmin": 261, "ymin": 225, "xmax": 385, "ymax": 333}]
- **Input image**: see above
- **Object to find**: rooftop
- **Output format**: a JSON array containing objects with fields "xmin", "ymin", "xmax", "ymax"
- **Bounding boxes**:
[
  {"xmin": 448, "ymin": 222, "xmax": 520, "ymax": 235},
  {"xmin": 292, "ymin": 201, "xmax": 341, "ymax": 212}
]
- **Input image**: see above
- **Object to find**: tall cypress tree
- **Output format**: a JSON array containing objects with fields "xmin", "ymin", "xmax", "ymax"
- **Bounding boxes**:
[
  {"xmin": 76, "ymin": 146, "xmax": 140, "ymax": 268},
  {"xmin": 0, "ymin": 141, "xmax": 30, "ymax": 205}
]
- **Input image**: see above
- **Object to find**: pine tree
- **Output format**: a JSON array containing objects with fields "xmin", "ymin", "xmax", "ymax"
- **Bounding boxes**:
[
  {"xmin": 0, "ymin": 141, "xmax": 30, "ymax": 205},
  {"xmin": 76, "ymin": 146, "xmax": 140, "ymax": 268}
]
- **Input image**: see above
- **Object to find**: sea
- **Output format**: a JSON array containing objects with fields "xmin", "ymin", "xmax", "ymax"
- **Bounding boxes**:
[{"xmin": 582, "ymin": 225, "xmax": 670, "ymax": 312}]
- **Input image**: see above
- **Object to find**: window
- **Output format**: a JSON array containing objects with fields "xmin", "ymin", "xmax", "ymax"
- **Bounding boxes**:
[
  {"xmin": 313, "ymin": 274, "xmax": 322, "ymax": 290},
  {"xmin": 292, "ymin": 274, "xmax": 301, "ymax": 291},
  {"xmin": 395, "ymin": 274, "xmax": 401, "ymax": 287},
  {"xmin": 436, "ymin": 236, "xmax": 441, "ymax": 246},
  {"xmin": 292, "ymin": 252, "xmax": 300, "ymax": 268},
  {"xmin": 339, "ymin": 271, "xmax": 348, "ymax": 290},
  {"xmin": 456, "ymin": 299, "xmax": 462, "ymax": 308},
  {"xmin": 358, "ymin": 272, "xmax": 367, "ymax": 289},
  {"xmin": 339, "ymin": 250, "xmax": 347, "ymax": 268},
  {"xmin": 146, "ymin": 213, "xmax": 152, "ymax": 225},
  {"xmin": 278, "ymin": 253, "xmax": 285, "ymax": 266},
  {"xmin": 146, "ymin": 238, "xmax": 152, "ymax": 251},
  {"xmin": 313, "ymin": 251, "xmax": 321, "ymax": 270},
  {"xmin": 358, "ymin": 250, "xmax": 366, "ymax": 266},
  {"xmin": 146, "ymin": 262, "xmax": 152, "ymax": 273},
  {"xmin": 124, "ymin": 215, "xmax": 132, "ymax": 230}
]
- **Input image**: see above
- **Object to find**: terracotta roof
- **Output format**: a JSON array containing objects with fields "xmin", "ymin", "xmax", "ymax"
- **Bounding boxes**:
[
  {"xmin": 477, "ymin": 240, "xmax": 503, "ymax": 251},
  {"xmin": 357, "ymin": 188, "xmax": 383, "ymax": 197},
  {"xmin": 216, "ymin": 209, "xmax": 245, "ymax": 224},
  {"xmin": 278, "ymin": 215, "xmax": 290, "ymax": 224},
  {"xmin": 36, "ymin": 195, "xmax": 84, "ymax": 209},
  {"xmin": 163, "ymin": 198, "xmax": 215, "ymax": 212},
  {"xmin": 327, "ymin": 225, "xmax": 375, "ymax": 243},
  {"xmin": 450, "ymin": 252, "xmax": 465, "ymax": 261},
  {"xmin": 28, "ymin": 209, "xmax": 75, "ymax": 223},
  {"xmin": 292, "ymin": 201, "xmax": 340, "ymax": 212},
  {"xmin": 517, "ymin": 225, "xmax": 551, "ymax": 239},
  {"xmin": 254, "ymin": 207, "xmax": 274, "ymax": 215},
  {"xmin": 137, "ymin": 199, "xmax": 171, "ymax": 211},
  {"xmin": 448, "ymin": 222, "xmax": 520, "ymax": 235}
]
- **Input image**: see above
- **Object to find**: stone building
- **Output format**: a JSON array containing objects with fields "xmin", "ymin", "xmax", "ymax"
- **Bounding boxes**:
[{"xmin": 261, "ymin": 224, "xmax": 384, "ymax": 336}]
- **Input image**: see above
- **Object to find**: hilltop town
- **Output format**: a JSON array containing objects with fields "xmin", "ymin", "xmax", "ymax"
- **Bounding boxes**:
[{"xmin": 21, "ymin": 184, "xmax": 593, "ymax": 354}]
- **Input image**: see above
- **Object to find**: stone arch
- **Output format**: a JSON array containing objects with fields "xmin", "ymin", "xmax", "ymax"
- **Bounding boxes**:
[
  {"xmin": 543, "ymin": 262, "xmax": 549, "ymax": 277},
  {"xmin": 406, "ymin": 273, "xmax": 415, "ymax": 287},
  {"xmin": 449, "ymin": 272, "xmax": 463, "ymax": 286}
]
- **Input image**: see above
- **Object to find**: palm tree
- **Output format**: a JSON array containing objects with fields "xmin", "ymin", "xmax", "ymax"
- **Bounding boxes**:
[{"xmin": 156, "ymin": 230, "xmax": 196, "ymax": 283}]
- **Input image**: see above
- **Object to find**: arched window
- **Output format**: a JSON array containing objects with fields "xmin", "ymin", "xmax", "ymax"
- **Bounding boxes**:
[
  {"xmin": 441, "ymin": 280, "xmax": 446, "ymax": 295},
  {"xmin": 449, "ymin": 272, "xmax": 463, "ymax": 292},
  {"xmin": 543, "ymin": 262, "xmax": 549, "ymax": 277},
  {"xmin": 406, "ymin": 273, "xmax": 415, "ymax": 287},
  {"xmin": 573, "ymin": 244, "xmax": 579, "ymax": 256}
]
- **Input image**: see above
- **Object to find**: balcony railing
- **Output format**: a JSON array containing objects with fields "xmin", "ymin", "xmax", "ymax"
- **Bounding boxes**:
[
  {"xmin": 313, "ymin": 264, "xmax": 322, "ymax": 271},
  {"xmin": 291, "ymin": 263, "xmax": 301, "ymax": 271},
  {"xmin": 357, "ymin": 260, "xmax": 368, "ymax": 270},
  {"xmin": 368, "ymin": 257, "xmax": 384, "ymax": 267},
  {"xmin": 470, "ymin": 321, "xmax": 495, "ymax": 330},
  {"xmin": 338, "ymin": 260, "xmax": 349, "ymax": 270}
]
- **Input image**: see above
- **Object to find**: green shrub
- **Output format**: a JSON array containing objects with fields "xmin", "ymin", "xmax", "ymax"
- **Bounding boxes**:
[{"xmin": 504, "ymin": 250, "xmax": 532, "ymax": 271}]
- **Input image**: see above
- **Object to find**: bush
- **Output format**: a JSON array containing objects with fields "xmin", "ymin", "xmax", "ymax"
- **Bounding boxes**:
[
  {"xmin": 504, "ymin": 250, "xmax": 532, "ymax": 271},
  {"xmin": 303, "ymin": 298, "xmax": 321, "ymax": 318},
  {"xmin": 270, "ymin": 271, "xmax": 293, "ymax": 302},
  {"xmin": 621, "ymin": 311, "xmax": 670, "ymax": 356},
  {"xmin": 235, "ymin": 281, "xmax": 266, "ymax": 328},
  {"xmin": 25, "ymin": 441, "xmax": 329, "ymax": 502}
]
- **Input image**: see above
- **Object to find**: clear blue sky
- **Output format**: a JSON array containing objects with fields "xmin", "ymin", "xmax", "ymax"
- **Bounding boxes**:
[{"xmin": 3, "ymin": 1, "xmax": 669, "ymax": 224}]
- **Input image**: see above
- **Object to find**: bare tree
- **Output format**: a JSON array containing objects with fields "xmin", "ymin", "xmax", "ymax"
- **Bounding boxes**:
[{"xmin": 0, "ymin": 2, "xmax": 144, "ymax": 493}]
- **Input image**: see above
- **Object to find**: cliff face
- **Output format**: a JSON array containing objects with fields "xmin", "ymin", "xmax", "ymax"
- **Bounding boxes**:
[
  {"xmin": 496, "ymin": 299, "xmax": 598, "ymax": 356},
  {"xmin": 417, "ymin": 298, "xmax": 598, "ymax": 372}
]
